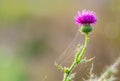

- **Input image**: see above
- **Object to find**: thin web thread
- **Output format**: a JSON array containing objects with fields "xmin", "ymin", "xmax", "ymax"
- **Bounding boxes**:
[
  {"xmin": 75, "ymin": 65, "xmax": 90, "ymax": 81},
  {"xmin": 55, "ymin": 30, "xmax": 79, "ymax": 64},
  {"xmin": 60, "ymin": 48, "xmax": 77, "ymax": 65},
  {"xmin": 54, "ymin": 29, "xmax": 80, "ymax": 65}
]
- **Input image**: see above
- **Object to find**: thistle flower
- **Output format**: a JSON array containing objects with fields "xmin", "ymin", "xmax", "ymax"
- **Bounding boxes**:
[
  {"xmin": 75, "ymin": 10, "xmax": 97, "ymax": 26},
  {"xmin": 56, "ymin": 10, "xmax": 97, "ymax": 81},
  {"xmin": 75, "ymin": 10, "xmax": 97, "ymax": 34}
]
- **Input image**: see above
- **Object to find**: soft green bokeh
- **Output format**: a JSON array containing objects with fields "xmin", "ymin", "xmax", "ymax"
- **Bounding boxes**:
[{"xmin": 0, "ymin": 47, "xmax": 27, "ymax": 81}]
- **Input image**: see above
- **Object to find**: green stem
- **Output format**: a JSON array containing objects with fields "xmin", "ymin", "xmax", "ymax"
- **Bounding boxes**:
[
  {"xmin": 63, "ymin": 33, "xmax": 89, "ymax": 81},
  {"xmin": 77, "ymin": 33, "xmax": 89, "ymax": 62}
]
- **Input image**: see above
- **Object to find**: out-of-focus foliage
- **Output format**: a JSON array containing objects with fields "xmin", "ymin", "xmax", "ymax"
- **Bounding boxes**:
[
  {"xmin": 0, "ymin": 47, "xmax": 27, "ymax": 81},
  {"xmin": 0, "ymin": 0, "xmax": 73, "ymax": 22}
]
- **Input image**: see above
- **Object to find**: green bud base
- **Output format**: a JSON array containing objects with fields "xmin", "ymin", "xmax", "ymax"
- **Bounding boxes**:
[{"xmin": 80, "ymin": 25, "xmax": 93, "ymax": 34}]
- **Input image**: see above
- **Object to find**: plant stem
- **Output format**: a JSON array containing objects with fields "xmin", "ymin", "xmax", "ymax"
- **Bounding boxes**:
[
  {"xmin": 63, "ymin": 33, "xmax": 89, "ymax": 81},
  {"xmin": 77, "ymin": 33, "xmax": 89, "ymax": 62}
]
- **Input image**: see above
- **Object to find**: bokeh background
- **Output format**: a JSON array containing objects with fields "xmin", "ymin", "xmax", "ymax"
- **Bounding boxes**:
[{"xmin": 0, "ymin": 0, "xmax": 120, "ymax": 81}]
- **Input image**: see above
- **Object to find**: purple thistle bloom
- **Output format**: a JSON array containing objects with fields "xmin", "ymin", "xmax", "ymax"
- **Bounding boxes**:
[{"xmin": 75, "ymin": 10, "xmax": 97, "ymax": 26}]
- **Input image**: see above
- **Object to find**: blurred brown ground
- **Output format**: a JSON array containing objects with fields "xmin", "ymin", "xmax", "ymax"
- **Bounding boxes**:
[{"xmin": 0, "ymin": 0, "xmax": 120, "ymax": 81}]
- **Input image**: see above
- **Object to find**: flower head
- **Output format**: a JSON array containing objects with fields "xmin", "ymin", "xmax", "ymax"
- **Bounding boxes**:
[{"xmin": 75, "ymin": 10, "xmax": 97, "ymax": 26}]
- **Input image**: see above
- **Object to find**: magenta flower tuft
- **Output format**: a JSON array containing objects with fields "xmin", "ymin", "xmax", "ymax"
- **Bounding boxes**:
[{"xmin": 75, "ymin": 10, "xmax": 97, "ymax": 26}]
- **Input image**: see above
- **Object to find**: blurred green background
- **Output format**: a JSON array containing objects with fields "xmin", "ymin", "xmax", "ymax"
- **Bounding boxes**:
[{"xmin": 0, "ymin": 0, "xmax": 120, "ymax": 81}]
